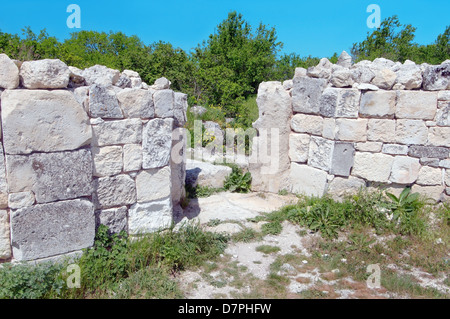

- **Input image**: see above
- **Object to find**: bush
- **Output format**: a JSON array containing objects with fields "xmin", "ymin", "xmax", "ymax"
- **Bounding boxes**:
[{"xmin": 224, "ymin": 165, "xmax": 252, "ymax": 193}]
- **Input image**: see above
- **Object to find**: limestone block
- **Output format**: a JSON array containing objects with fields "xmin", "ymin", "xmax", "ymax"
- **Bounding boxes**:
[
  {"xmin": 330, "ymin": 142, "xmax": 355, "ymax": 177},
  {"xmin": 292, "ymin": 77, "xmax": 327, "ymax": 114},
  {"xmin": 336, "ymin": 51, "xmax": 352, "ymax": 68},
  {"xmin": 307, "ymin": 58, "xmax": 332, "ymax": 79},
  {"xmin": 123, "ymin": 144, "xmax": 142, "ymax": 172},
  {"xmin": 307, "ymin": 137, "xmax": 334, "ymax": 172},
  {"xmin": 445, "ymin": 169, "xmax": 450, "ymax": 186},
  {"xmin": 367, "ymin": 119, "xmax": 396, "ymax": 143},
  {"xmin": 151, "ymin": 77, "xmax": 171, "ymax": 90},
  {"xmin": 92, "ymin": 118, "xmax": 142, "ymax": 146},
  {"xmin": 389, "ymin": 156, "xmax": 421, "ymax": 184},
  {"xmin": 68, "ymin": 66, "xmax": 86, "ymax": 88},
  {"xmin": 322, "ymin": 118, "xmax": 337, "ymax": 139},
  {"xmin": 436, "ymin": 101, "xmax": 450, "ymax": 126},
  {"xmin": 20, "ymin": 59, "xmax": 70, "ymax": 89},
  {"xmin": 335, "ymin": 119, "xmax": 367, "ymax": 142},
  {"xmin": 294, "ymin": 67, "xmax": 307, "ymax": 78},
  {"xmin": 371, "ymin": 68, "xmax": 397, "ymax": 90},
  {"xmin": 289, "ymin": 163, "xmax": 328, "ymax": 197},
  {"xmin": 116, "ymin": 88, "xmax": 155, "ymax": 119},
  {"xmin": 411, "ymin": 184, "xmax": 445, "ymax": 202},
  {"xmin": 95, "ymin": 206, "xmax": 128, "ymax": 234},
  {"xmin": 82, "ymin": 65, "xmax": 120, "ymax": 86},
  {"xmin": 422, "ymin": 64, "xmax": 450, "ymax": 91},
  {"xmin": 395, "ymin": 120, "xmax": 428, "ymax": 145},
  {"xmin": 320, "ymin": 88, "xmax": 360, "ymax": 118},
  {"xmin": 355, "ymin": 142, "xmax": 383, "ymax": 153},
  {"xmin": 0, "ymin": 53, "xmax": 19, "ymax": 89},
  {"xmin": 428, "ymin": 127, "xmax": 450, "ymax": 147},
  {"xmin": 328, "ymin": 176, "xmax": 366, "ymax": 200},
  {"xmin": 8, "ymin": 191, "xmax": 35, "ymax": 210},
  {"xmin": 395, "ymin": 63, "xmax": 423, "ymax": 90},
  {"xmin": 360, "ymin": 90, "xmax": 396, "ymax": 118},
  {"xmin": 0, "ymin": 210, "xmax": 11, "ymax": 259},
  {"xmin": 92, "ymin": 146, "xmax": 123, "ymax": 177},
  {"xmin": 136, "ymin": 166, "xmax": 172, "ymax": 203},
  {"xmin": 351, "ymin": 64, "xmax": 375, "ymax": 84},
  {"xmin": 10, "ymin": 199, "xmax": 95, "ymax": 261},
  {"xmin": 441, "ymin": 160, "xmax": 450, "ymax": 169},
  {"xmin": 396, "ymin": 91, "xmax": 437, "ymax": 120},
  {"xmin": 93, "ymin": 174, "xmax": 137, "ymax": 209},
  {"xmin": 416, "ymin": 166, "xmax": 443, "ymax": 186},
  {"xmin": 408, "ymin": 145, "xmax": 449, "ymax": 159},
  {"xmin": 438, "ymin": 91, "xmax": 450, "ymax": 101},
  {"xmin": 330, "ymin": 67, "xmax": 354, "ymax": 88},
  {"xmin": 319, "ymin": 88, "xmax": 339, "ymax": 117},
  {"xmin": 185, "ymin": 159, "xmax": 232, "ymax": 188},
  {"xmin": 420, "ymin": 158, "xmax": 440, "ymax": 168},
  {"xmin": 128, "ymin": 197, "xmax": 173, "ymax": 235},
  {"xmin": 1, "ymin": 90, "xmax": 92, "ymax": 155},
  {"xmin": 72, "ymin": 86, "xmax": 89, "ymax": 112},
  {"xmin": 142, "ymin": 118, "xmax": 174, "ymax": 169},
  {"xmin": 291, "ymin": 114, "xmax": 323, "ymax": 135},
  {"xmin": 352, "ymin": 152, "xmax": 394, "ymax": 183},
  {"xmin": 5, "ymin": 149, "xmax": 93, "ymax": 204},
  {"xmin": 382, "ymin": 144, "xmax": 408, "ymax": 155},
  {"xmin": 174, "ymin": 92, "xmax": 188, "ymax": 127},
  {"xmin": 289, "ymin": 133, "xmax": 310, "ymax": 163},
  {"xmin": 154, "ymin": 89, "xmax": 174, "ymax": 118},
  {"xmin": 89, "ymin": 84, "xmax": 124, "ymax": 119}
]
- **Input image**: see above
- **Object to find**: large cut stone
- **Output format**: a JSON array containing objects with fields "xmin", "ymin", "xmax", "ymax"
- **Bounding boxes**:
[
  {"xmin": 427, "ymin": 127, "xmax": 450, "ymax": 147},
  {"xmin": 123, "ymin": 144, "xmax": 142, "ymax": 172},
  {"xmin": 330, "ymin": 142, "xmax": 355, "ymax": 177},
  {"xmin": 411, "ymin": 185, "xmax": 445, "ymax": 202},
  {"xmin": 0, "ymin": 210, "xmax": 11, "ymax": 259},
  {"xmin": 291, "ymin": 114, "xmax": 323, "ymax": 135},
  {"xmin": 395, "ymin": 62, "xmax": 423, "ymax": 90},
  {"xmin": 395, "ymin": 120, "xmax": 428, "ymax": 145},
  {"xmin": 330, "ymin": 68, "xmax": 354, "ymax": 88},
  {"xmin": 355, "ymin": 142, "xmax": 383, "ymax": 153},
  {"xmin": 382, "ymin": 144, "xmax": 408, "ymax": 155},
  {"xmin": 82, "ymin": 65, "xmax": 120, "ymax": 86},
  {"xmin": 292, "ymin": 77, "xmax": 327, "ymax": 114},
  {"xmin": 289, "ymin": 163, "xmax": 328, "ymax": 197},
  {"xmin": 10, "ymin": 199, "xmax": 95, "ymax": 261},
  {"xmin": 89, "ymin": 84, "xmax": 124, "ymax": 119},
  {"xmin": 185, "ymin": 159, "xmax": 232, "ymax": 188},
  {"xmin": 5, "ymin": 149, "xmax": 93, "ymax": 204},
  {"xmin": 20, "ymin": 59, "xmax": 70, "ymax": 89},
  {"xmin": 136, "ymin": 166, "xmax": 172, "ymax": 203},
  {"xmin": 116, "ymin": 88, "xmax": 154, "ymax": 119},
  {"xmin": 436, "ymin": 101, "xmax": 450, "ymax": 126},
  {"xmin": 92, "ymin": 119, "xmax": 142, "ymax": 146},
  {"xmin": 1, "ymin": 90, "xmax": 91, "ymax": 155},
  {"xmin": 93, "ymin": 174, "xmax": 137, "ymax": 209},
  {"xmin": 154, "ymin": 89, "xmax": 174, "ymax": 118},
  {"xmin": 174, "ymin": 92, "xmax": 188, "ymax": 127},
  {"xmin": 335, "ymin": 119, "xmax": 367, "ymax": 142},
  {"xmin": 289, "ymin": 133, "xmax": 310, "ymax": 163},
  {"xmin": 0, "ymin": 54, "xmax": 19, "ymax": 89},
  {"xmin": 328, "ymin": 176, "xmax": 366, "ymax": 200},
  {"xmin": 367, "ymin": 119, "xmax": 396, "ymax": 143},
  {"xmin": 352, "ymin": 152, "xmax": 394, "ymax": 183},
  {"xmin": 396, "ymin": 91, "xmax": 437, "ymax": 120},
  {"xmin": 408, "ymin": 146, "xmax": 449, "ymax": 159},
  {"xmin": 416, "ymin": 166, "xmax": 443, "ymax": 186},
  {"xmin": 92, "ymin": 146, "xmax": 123, "ymax": 177},
  {"xmin": 389, "ymin": 156, "xmax": 421, "ymax": 184},
  {"xmin": 307, "ymin": 137, "xmax": 334, "ymax": 172},
  {"xmin": 371, "ymin": 68, "xmax": 397, "ymax": 90},
  {"xmin": 319, "ymin": 88, "xmax": 339, "ymax": 117},
  {"xmin": 142, "ymin": 118, "xmax": 174, "ymax": 169},
  {"xmin": 128, "ymin": 197, "xmax": 173, "ymax": 235},
  {"xmin": 95, "ymin": 206, "xmax": 128, "ymax": 234},
  {"xmin": 360, "ymin": 90, "xmax": 396, "ymax": 118},
  {"xmin": 422, "ymin": 63, "xmax": 450, "ymax": 91},
  {"xmin": 320, "ymin": 88, "xmax": 360, "ymax": 118}
]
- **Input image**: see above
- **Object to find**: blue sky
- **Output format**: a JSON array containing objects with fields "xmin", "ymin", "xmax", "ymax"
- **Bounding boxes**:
[{"xmin": 0, "ymin": 0, "xmax": 448, "ymax": 57}]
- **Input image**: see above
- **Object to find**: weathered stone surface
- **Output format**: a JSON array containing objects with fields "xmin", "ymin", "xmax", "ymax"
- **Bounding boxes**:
[
  {"xmin": 8, "ymin": 192, "xmax": 35, "ymax": 210},
  {"xmin": 322, "ymin": 118, "xmax": 337, "ymax": 139},
  {"xmin": 307, "ymin": 58, "xmax": 333, "ymax": 79},
  {"xmin": 422, "ymin": 63, "xmax": 450, "ymax": 91},
  {"xmin": 10, "ymin": 199, "xmax": 95, "ymax": 261},
  {"xmin": 321, "ymin": 88, "xmax": 360, "ymax": 118},
  {"xmin": 436, "ymin": 101, "xmax": 450, "ymax": 126},
  {"xmin": 128, "ymin": 197, "xmax": 173, "ymax": 235},
  {"xmin": 115, "ymin": 73, "xmax": 132, "ymax": 89},
  {"xmin": 20, "ymin": 59, "xmax": 70, "ymax": 89},
  {"xmin": 367, "ymin": 119, "xmax": 396, "ymax": 143},
  {"xmin": 330, "ymin": 68, "xmax": 354, "ymax": 88},
  {"xmin": 82, "ymin": 65, "xmax": 120, "ymax": 86},
  {"xmin": 1, "ymin": 90, "xmax": 92, "ymax": 155},
  {"xmin": 356, "ymin": 83, "xmax": 379, "ymax": 91},
  {"xmin": 186, "ymin": 159, "xmax": 232, "ymax": 188},
  {"xmin": 355, "ymin": 142, "xmax": 383, "ymax": 153},
  {"xmin": 336, "ymin": 51, "xmax": 352, "ymax": 68},
  {"xmin": 395, "ymin": 120, "xmax": 428, "ymax": 145},
  {"xmin": 352, "ymin": 152, "xmax": 394, "ymax": 183},
  {"xmin": 382, "ymin": 144, "xmax": 408, "ymax": 155},
  {"xmin": 289, "ymin": 163, "xmax": 328, "ymax": 197},
  {"xmin": 408, "ymin": 145, "xmax": 449, "ymax": 159},
  {"xmin": 190, "ymin": 105, "xmax": 207, "ymax": 117},
  {"xmin": 289, "ymin": 133, "xmax": 310, "ymax": 163},
  {"xmin": 92, "ymin": 119, "xmax": 142, "ymax": 146},
  {"xmin": 68, "ymin": 66, "xmax": 86, "ymax": 88},
  {"xmin": 151, "ymin": 77, "xmax": 171, "ymax": 90},
  {"xmin": 438, "ymin": 91, "xmax": 450, "ymax": 101},
  {"xmin": 420, "ymin": 158, "xmax": 440, "ymax": 167},
  {"xmin": 292, "ymin": 77, "xmax": 327, "ymax": 114},
  {"xmin": 395, "ymin": 62, "xmax": 423, "ymax": 90},
  {"xmin": 6, "ymin": 149, "xmax": 93, "ymax": 204},
  {"xmin": 0, "ymin": 145, "xmax": 7, "ymax": 205},
  {"xmin": 96, "ymin": 206, "xmax": 128, "ymax": 234},
  {"xmin": 123, "ymin": 144, "xmax": 142, "ymax": 172},
  {"xmin": 417, "ymin": 166, "xmax": 443, "ymax": 186},
  {"xmin": 154, "ymin": 89, "xmax": 174, "ymax": 118},
  {"xmin": 174, "ymin": 92, "xmax": 188, "ymax": 127},
  {"xmin": 0, "ymin": 54, "xmax": 19, "ymax": 89},
  {"xmin": 371, "ymin": 68, "xmax": 397, "ymax": 90},
  {"xmin": 319, "ymin": 88, "xmax": 339, "ymax": 117},
  {"xmin": 142, "ymin": 118, "xmax": 174, "ymax": 169},
  {"xmin": 92, "ymin": 146, "xmax": 123, "ymax": 177},
  {"xmin": 328, "ymin": 176, "xmax": 366, "ymax": 200},
  {"xmin": 360, "ymin": 90, "xmax": 396, "ymax": 118},
  {"xmin": 330, "ymin": 142, "xmax": 355, "ymax": 177},
  {"xmin": 116, "ymin": 88, "xmax": 154, "ymax": 119},
  {"xmin": 122, "ymin": 70, "xmax": 142, "ymax": 88},
  {"xmin": 93, "ymin": 175, "xmax": 137, "ymax": 209},
  {"xmin": 446, "ymin": 169, "xmax": 450, "ymax": 186},
  {"xmin": 307, "ymin": 137, "xmax": 334, "ymax": 172},
  {"xmin": 427, "ymin": 127, "xmax": 450, "ymax": 147},
  {"xmin": 291, "ymin": 114, "xmax": 323, "ymax": 135},
  {"xmin": 0, "ymin": 210, "xmax": 11, "ymax": 259},
  {"xmin": 389, "ymin": 156, "xmax": 421, "ymax": 184},
  {"xmin": 89, "ymin": 84, "xmax": 123, "ymax": 119},
  {"xmin": 335, "ymin": 119, "xmax": 367, "ymax": 142},
  {"xmin": 440, "ymin": 160, "xmax": 450, "ymax": 169},
  {"xmin": 136, "ymin": 167, "xmax": 172, "ymax": 203},
  {"xmin": 171, "ymin": 135, "xmax": 187, "ymax": 205},
  {"xmin": 351, "ymin": 63, "xmax": 376, "ymax": 84},
  {"xmin": 411, "ymin": 184, "xmax": 445, "ymax": 202},
  {"xmin": 283, "ymin": 79, "xmax": 294, "ymax": 90},
  {"xmin": 396, "ymin": 91, "xmax": 437, "ymax": 120},
  {"xmin": 294, "ymin": 67, "xmax": 307, "ymax": 78},
  {"xmin": 72, "ymin": 86, "xmax": 89, "ymax": 112}
]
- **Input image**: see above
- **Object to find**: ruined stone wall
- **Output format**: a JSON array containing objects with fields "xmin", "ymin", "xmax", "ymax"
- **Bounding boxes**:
[
  {"xmin": 250, "ymin": 53, "xmax": 450, "ymax": 202},
  {"xmin": 0, "ymin": 54, "xmax": 187, "ymax": 262}
]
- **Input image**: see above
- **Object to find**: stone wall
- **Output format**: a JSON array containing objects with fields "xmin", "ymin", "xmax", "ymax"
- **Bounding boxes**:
[
  {"xmin": 250, "ymin": 52, "xmax": 450, "ymax": 202},
  {"xmin": 0, "ymin": 54, "xmax": 187, "ymax": 262}
]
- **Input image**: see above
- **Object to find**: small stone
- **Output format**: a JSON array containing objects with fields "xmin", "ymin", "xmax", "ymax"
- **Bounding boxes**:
[
  {"xmin": 371, "ymin": 68, "xmax": 397, "ymax": 90},
  {"xmin": 422, "ymin": 64, "xmax": 450, "ymax": 91},
  {"xmin": 8, "ymin": 192, "xmax": 35, "ymax": 209},
  {"xmin": 307, "ymin": 58, "xmax": 333, "ymax": 79},
  {"xmin": 289, "ymin": 133, "xmax": 310, "ymax": 163},
  {"xmin": 336, "ymin": 51, "xmax": 352, "ymax": 68},
  {"xmin": 128, "ymin": 197, "xmax": 173, "ymax": 235},
  {"xmin": 328, "ymin": 176, "xmax": 366, "ymax": 200},
  {"xmin": 396, "ymin": 91, "xmax": 438, "ymax": 120},
  {"xmin": 308, "ymin": 137, "xmax": 334, "ymax": 172},
  {"xmin": 186, "ymin": 159, "xmax": 232, "ymax": 188},
  {"xmin": 408, "ymin": 146, "xmax": 449, "ymax": 159},
  {"xmin": 0, "ymin": 210, "xmax": 11, "ymax": 259},
  {"xmin": 116, "ymin": 88, "xmax": 155, "ymax": 119},
  {"xmin": 82, "ymin": 65, "xmax": 120, "ymax": 86},
  {"xmin": 382, "ymin": 144, "xmax": 408, "ymax": 155},
  {"xmin": 330, "ymin": 142, "xmax": 355, "ymax": 177},
  {"xmin": 190, "ymin": 106, "xmax": 207, "ymax": 117},
  {"xmin": 428, "ymin": 127, "xmax": 450, "ymax": 147},
  {"xmin": 151, "ymin": 77, "xmax": 171, "ymax": 90},
  {"xmin": 292, "ymin": 77, "xmax": 327, "ymax": 114},
  {"xmin": 355, "ymin": 142, "xmax": 383, "ymax": 153},
  {"xmin": 20, "ymin": 59, "xmax": 70, "ymax": 89}
]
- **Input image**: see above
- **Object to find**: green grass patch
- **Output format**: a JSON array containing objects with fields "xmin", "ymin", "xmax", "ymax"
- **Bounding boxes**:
[{"xmin": 256, "ymin": 245, "xmax": 281, "ymax": 254}]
